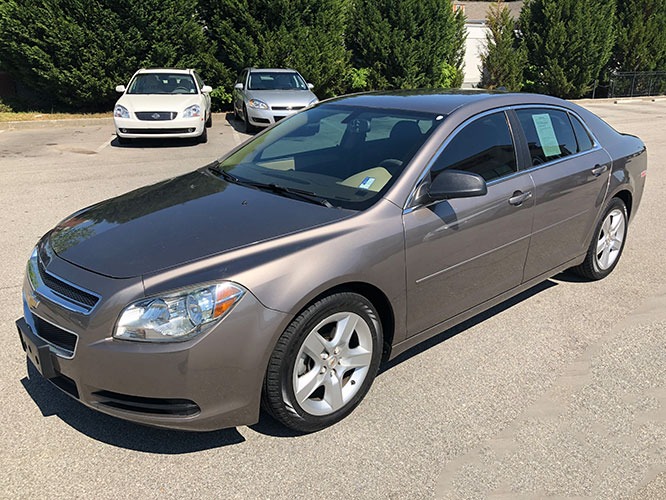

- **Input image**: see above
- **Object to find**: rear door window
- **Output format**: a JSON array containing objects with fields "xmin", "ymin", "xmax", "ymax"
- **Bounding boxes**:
[{"xmin": 516, "ymin": 108, "xmax": 578, "ymax": 165}]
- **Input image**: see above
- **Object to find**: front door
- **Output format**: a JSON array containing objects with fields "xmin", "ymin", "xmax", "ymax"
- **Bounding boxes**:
[{"xmin": 404, "ymin": 111, "xmax": 535, "ymax": 336}]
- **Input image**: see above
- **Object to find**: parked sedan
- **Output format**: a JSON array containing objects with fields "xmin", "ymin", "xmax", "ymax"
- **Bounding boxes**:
[
  {"xmin": 114, "ymin": 68, "xmax": 212, "ymax": 144},
  {"xmin": 233, "ymin": 67, "xmax": 318, "ymax": 132},
  {"xmin": 17, "ymin": 91, "xmax": 646, "ymax": 433}
]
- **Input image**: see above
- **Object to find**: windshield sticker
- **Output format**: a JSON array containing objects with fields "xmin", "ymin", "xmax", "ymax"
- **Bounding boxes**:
[
  {"xmin": 358, "ymin": 177, "xmax": 376, "ymax": 190},
  {"xmin": 532, "ymin": 113, "xmax": 561, "ymax": 157}
]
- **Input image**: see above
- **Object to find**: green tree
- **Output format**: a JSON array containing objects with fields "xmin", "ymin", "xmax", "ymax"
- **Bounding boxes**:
[
  {"xmin": 613, "ymin": 0, "xmax": 666, "ymax": 71},
  {"xmin": 347, "ymin": 0, "xmax": 466, "ymax": 90},
  {"xmin": 480, "ymin": 1, "xmax": 526, "ymax": 91},
  {"xmin": 520, "ymin": 0, "xmax": 616, "ymax": 98},
  {"xmin": 200, "ymin": 0, "xmax": 350, "ymax": 98},
  {"xmin": 0, "ymin": 0, "xmax": 224, "ymax": 111}
]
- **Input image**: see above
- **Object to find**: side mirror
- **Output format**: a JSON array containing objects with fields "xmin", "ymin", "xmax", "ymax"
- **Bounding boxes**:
[
  {"xmin": 115, "ymin": 85, "xmax": 126, "ymax": 93},
  {"xmin": 234, "ymin": 82, "xmax": 244, "ymax": 90},
  {"xmin": 307, "ymin": 83, "xmax": 314, "ymax": 90},
  {"xmin": 427, "ymin": 169, "xmax": 487, "ymax": 201},
  {"xmin": 201, "ymin": 85, "xmax": 213, "ymax": 93}
]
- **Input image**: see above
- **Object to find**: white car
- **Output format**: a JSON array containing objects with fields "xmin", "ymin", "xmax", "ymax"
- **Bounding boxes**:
[{"xmin": 114, "ymin": 68, "xmax": 212, "ymax": 144}]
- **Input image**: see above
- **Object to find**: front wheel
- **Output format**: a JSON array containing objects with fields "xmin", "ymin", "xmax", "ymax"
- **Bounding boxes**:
[
  {"xmin": 262, "ymin": 293, "xmax": 383, "ymax": 433},
  {"xmin": 198, "ymin": 126, "xmax": 208, "ymax": 144},
  {"xmin": 572, "ymin": 197, "xmax": 628, "ymax": 280}
]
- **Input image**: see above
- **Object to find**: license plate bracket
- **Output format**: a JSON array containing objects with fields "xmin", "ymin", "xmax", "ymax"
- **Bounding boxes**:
[{"xmin": 16, "ymin": 318, "xmax": 57, "ymax": 379}]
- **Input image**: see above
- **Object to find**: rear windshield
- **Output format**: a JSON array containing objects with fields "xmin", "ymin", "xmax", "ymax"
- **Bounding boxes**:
[
  {"xmin": 128, "ymin": 74, "xmax": 198, "ymax": 95},
  {"xmin": 217, "ymin": 104, "xmax": 442, "ymax": 210},
  {"xmin": 248, "ymin": 72, "xmax": 308, "ymax": 91}
]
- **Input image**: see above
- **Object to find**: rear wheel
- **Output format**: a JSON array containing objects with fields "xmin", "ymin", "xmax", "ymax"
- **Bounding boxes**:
[
  {"xmin": 262, "ymin": 292, "xmax": 383, "ymax": 433},
  {"xmin": 572, "ymin": 197, "xmax": 628, "ymax": 280}
]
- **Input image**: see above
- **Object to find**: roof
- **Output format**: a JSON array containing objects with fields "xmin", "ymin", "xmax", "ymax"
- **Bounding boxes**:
[
  {"xmin": 137, "ymin": 68, "xmax": 193, "ymax": 75},
  {"xmin": 455, "ymin": 1, "xmax": 524, "ymax": 23},
  {"xmin": 324, "ymin": 89, "xmax": 568, "ymax": 116},
  {"xmin": 247, "ymin": 68, "xmax": 298, "ymax": 73}
]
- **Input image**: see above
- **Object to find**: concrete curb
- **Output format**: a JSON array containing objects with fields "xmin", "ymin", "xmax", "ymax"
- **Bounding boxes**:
[
  {"xmin": 0, "ymin": 112, "xmax": 233, "ymax": 131},
  {"xmin": 0, "ymin": 117, "xmax": 114, "ymax": 130}
]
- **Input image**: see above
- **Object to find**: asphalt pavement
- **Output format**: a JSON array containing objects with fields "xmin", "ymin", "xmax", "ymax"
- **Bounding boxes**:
[{"xmin": 0, "ymin": 104, "xmax": 664, "ymax": 499}]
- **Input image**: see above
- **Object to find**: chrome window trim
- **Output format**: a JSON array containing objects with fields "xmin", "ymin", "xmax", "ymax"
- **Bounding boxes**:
[
  {"xmin": 31, "ymin": 255, "xmax": 101, "ymax": 316},
  {"xmin": 404, "ymin": 104, "xmax": 604, "ymax": 211}
]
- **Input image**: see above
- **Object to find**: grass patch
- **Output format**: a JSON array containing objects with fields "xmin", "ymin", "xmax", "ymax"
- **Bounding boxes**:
[{"xmin": 0, "ymin": 112, "xmax": 112, "ymax": 122}]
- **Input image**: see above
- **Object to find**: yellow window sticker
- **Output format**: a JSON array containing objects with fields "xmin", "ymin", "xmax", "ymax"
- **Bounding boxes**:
[{"xmin": 532, "ymin": 113, "xmax": 561, "ymax": 157}]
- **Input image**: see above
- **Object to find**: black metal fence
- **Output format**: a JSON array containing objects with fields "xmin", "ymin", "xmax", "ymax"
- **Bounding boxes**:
[{"xmin": 608, "ymin": 71, "xmax": 666, "ymax": 98}]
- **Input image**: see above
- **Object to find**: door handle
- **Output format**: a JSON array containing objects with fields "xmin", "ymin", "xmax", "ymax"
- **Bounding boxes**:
[
  {"xmin": 508, "ymin": 190, "xmax": 533, "ymax": 206},
  {"xmin": 591, "ymin": 164, "xmax": 609, "ymax": 176}
]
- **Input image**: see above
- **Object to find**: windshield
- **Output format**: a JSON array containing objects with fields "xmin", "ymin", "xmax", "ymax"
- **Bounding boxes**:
[
  {"xmin": 128, "ymin": 73, "xmax": 198, "ymax": 95},
  {"xmin": 216, "ymin": 104, "xmax": 442, "ymax": 210},
  {"xmin": 248, "ymin": 72, "xmax": 308, "ymax": 91}
]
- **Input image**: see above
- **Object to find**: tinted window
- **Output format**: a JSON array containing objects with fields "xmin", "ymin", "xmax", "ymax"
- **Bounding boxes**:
[
  {"xmin": 128, "ymin": 73, "xmax": 197, "ymax": 95},
  {"xmin": 570, "ymin": 114, "xmax": 594, "ymax": 152},
  {"xmin": 248, "ymin": 71, "xmax": 307, "ymax": 90},
  {"xmin": 432, "ymin": 111, "xmax": 517, "ymax": 182},
  {"xmin": 516, "ymin": 109, "xmax": 578, "ymax": 165}
]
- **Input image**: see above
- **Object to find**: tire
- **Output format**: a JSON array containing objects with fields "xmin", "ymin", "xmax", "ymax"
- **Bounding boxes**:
[
  {"xmin": 198, "ymin": 126, "xmax": 208, "ymax": 144},
  {"xmin": 205, "ymin": 112, "xmax": 212, "ymax": 128},
  {"xmin": 262, "ymin": 292, "xmax": 383, "ymax": 433},
  {"xmin": 242, "ymin": 105, "xmax": 253, "ymax": 134},
  {"xmin": 117, "ymin": 135, "xmax": 131, "ymax": 145},
  {"xmin": 571, "ymin": 197, "xmax": 628, "ymax": 280}
]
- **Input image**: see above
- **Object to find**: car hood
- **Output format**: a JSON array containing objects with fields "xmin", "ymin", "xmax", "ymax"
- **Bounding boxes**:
[
  {"xmin": 245, "ymin": 89, "xmax": 317, "ymax": 108},
  {"xmin": 48, "ymin": 169, "xmax": 351, "ymax": 278},
  {"xmin": 117, "ymin": 94, "xmax": 202, "ymax": 113}
]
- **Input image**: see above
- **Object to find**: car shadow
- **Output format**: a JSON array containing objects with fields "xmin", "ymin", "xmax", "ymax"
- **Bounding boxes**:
[
  {"xmin": 224, "ymin": 112, "xmax": 255, "ymax": 135},
  {"xmin": 380, "ymin": 280, "xmax": 558, "ymax": 373},
  {"xmin": 109, "ymin": 137, "xmax": 202, "ymax": 148},
  {"xmin": 20, "ymin": 361, "xmax": 245, "ymax": 453}
]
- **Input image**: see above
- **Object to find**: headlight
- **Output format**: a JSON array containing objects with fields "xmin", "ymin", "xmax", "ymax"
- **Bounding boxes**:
[
  {"xmin": 114, "ymin": 105, "xmax": 130, "ymax": 118},
  {"xmin": 27, "ymin": 247, "xmax": 39, "ymax": 291},
  {"xmin": 248, "ymin": 99, "xmax": 268, "ymax": 110},
  {"xmin": 183, "ymin": 104, "xmax": 201, "ymax": 118},
  {"xmin": 114, "ymin": 282, "xmax": 245, "ymax": 342}
]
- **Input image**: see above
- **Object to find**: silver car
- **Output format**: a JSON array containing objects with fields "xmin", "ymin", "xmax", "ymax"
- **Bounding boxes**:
[
  {"xmin": 17, "ymin": 91, "xmax": 646, "ymax": 433},
  {"xmin": 233, "ymin": 67, "xmax": 318, "ymax": 132}
]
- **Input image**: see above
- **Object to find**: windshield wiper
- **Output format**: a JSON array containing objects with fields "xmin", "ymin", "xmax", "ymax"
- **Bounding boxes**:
[
  {"xmin": 250, "ymin": 182, "xmax": 334, "ymax": 208},
  {"xmin": 207, "ymin": 164, "xmax": 333, "ymax": 208}
]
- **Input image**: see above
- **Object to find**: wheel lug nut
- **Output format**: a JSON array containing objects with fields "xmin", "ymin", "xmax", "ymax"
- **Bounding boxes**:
[
  {"xmin": 320, "ymin": 353, "xmax": 329, "ymax": 360},
  {"xmin": 320, "ymin": 367, "xmax": 326, "ymax": 374}
]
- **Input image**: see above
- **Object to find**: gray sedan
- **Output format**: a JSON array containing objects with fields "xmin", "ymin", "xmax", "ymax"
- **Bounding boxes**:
[
  {"xmin": 17, "ymin": 91, "xmax": 646, "ymax": 433},
  {"xmin": 233, "ymin": 67, "xmax": 318, "ymax": 132}
]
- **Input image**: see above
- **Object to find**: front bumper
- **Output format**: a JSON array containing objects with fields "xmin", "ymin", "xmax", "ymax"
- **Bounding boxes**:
[
  {"xmin": 114, "ymin": 116, "xmax": 205, "ymax": 139},
  {"xmin": 18, "ymin": 251, "xmax": 289, "ymax": 431},
  {"xmin": 246, "ymin": 107, "xmax": 302, "ymax": 128}
]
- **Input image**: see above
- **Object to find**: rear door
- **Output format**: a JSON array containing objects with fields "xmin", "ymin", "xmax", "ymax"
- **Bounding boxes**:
[
  {"xmin": 403, "ymin": 110, "xmax": 535, "ymax": 336},
  {"xmin": 512, "ymin": 107, "xmax": 611, "ymax": 280}
]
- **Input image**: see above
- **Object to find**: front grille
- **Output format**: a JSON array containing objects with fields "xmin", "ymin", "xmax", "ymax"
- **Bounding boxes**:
[
  {"xmin": 135, "ymin": 111, "xmax": 177, "ymax": 121},
  {"xmin": 123, "ymin": 128, "xmax": 194, "ymax": 135},
  {"xmin": 38, "ymin": 260, "xmax": 99, "ymax": 310},
  {"xmin": 271, "ymin": 106, "xmax": 305, "ymax": 111},
  {"xmin": 33, "ymin": 316, "xmax": 77, "ymax": 354},
  {"xmin": 92, "ymin": 390, "xmax": 200, "ymax": 416}
]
